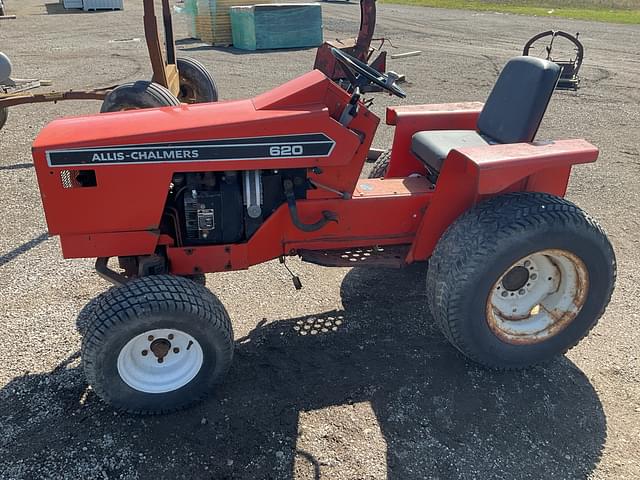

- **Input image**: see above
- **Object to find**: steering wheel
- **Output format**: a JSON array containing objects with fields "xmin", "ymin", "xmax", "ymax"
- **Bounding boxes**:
[{"xmin": 330, "ymin": 47, "xmax": 407, "ymax": 99}]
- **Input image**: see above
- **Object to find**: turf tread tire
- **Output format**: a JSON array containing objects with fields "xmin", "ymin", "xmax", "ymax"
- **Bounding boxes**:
[
  {"xmin": 368, "ymin": 150, "xmax": 391, "ymax": 179},
  {"xmin": 426, "ymin": 192, "xmax": 616, "ymax": 369},
  {"xmin": 82, "ymin": 275, "xmax": 233, "ymax": 414}
]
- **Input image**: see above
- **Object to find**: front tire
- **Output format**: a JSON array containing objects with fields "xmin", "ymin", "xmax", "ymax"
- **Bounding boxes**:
[
  {"xmin": 82, "ymin": 275, "xmax": 233, "ymax": 414},
  {"xmin": 426, "ymin": 192, "xmax": 616, "ymax": 369}
]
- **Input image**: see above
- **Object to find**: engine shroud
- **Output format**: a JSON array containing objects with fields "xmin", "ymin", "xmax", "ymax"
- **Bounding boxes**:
[{"xmin": 165, "ymin": 169, "xmax": 308, "ymax": 247}]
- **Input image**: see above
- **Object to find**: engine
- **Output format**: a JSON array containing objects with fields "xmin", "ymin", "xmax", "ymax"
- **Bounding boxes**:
[{"xmin": 163, "ymin": 169, "xmax": 308, "ymax": 246}]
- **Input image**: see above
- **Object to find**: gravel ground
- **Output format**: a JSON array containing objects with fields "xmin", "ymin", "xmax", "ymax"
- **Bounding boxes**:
[{"xmin": 1, "ymin": 1, "xmax": 639, "ymax": 479}]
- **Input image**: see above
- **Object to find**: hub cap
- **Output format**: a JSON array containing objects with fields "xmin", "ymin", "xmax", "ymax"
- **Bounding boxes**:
[
  {"xmin": 486, "ymin": 249, "xmax": 589, "ymax": 344},
  {"xmin": 117, "ymin": 328, "xmax": 203, "ymax": 393}
]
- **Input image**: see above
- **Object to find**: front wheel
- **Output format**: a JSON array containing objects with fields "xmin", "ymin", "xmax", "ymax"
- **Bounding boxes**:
[
  {"xmin": 426, "ymin": 192, "xmax": 616, "ymax": 369},
  {"xmin": 82, "ymin": 275, "xmax": 233, "ymax": 414}
]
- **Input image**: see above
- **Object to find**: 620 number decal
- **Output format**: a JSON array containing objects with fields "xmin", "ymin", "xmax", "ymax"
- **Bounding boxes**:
[{"xmin": 269, "ymin": 145, "xmax": 304, "ymax": 157}]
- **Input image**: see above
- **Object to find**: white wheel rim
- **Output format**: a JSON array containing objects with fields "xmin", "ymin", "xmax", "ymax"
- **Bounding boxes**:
[
  {"xmin": 117, "ymin": 328, "xmax": 204, "ymax": 393},
  {"xmin": 486, "ymin": 249, "xmax": 589, "ymax": 345}
]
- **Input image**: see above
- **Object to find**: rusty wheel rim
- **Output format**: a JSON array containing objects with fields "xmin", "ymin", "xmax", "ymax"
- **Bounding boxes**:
[{"xmin": 486, "ymin": 249, "xmax": 589, "ymax": 345}]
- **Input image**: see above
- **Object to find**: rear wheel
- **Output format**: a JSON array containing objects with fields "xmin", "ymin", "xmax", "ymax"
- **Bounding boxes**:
[
  {"xmin": 367, "ymin": 150, "xmax": 391, "ymax": 178},
  {"xmin": 100, "ymin": 81, "xmax": 180, "ymax": 113},
  {"xmin": 82, "ymin": 275, "xmax": 233, "ymax": 414},
  {"xmin": 426, "ymin": 192, "xmax": 616, "ymax": 369},
  {"xmin": 177, "ymin": 57, "xmax": 218, "ymax": 104}
]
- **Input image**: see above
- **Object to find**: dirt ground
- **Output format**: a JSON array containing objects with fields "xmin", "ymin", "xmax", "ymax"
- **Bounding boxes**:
[{"xmin": 0, "ymin": 1, "xmax": 639, "ymax": 479}]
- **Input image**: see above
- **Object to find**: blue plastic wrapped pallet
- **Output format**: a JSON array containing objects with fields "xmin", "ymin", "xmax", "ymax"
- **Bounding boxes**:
[{"xmin": 230, "ymin": 3, "xmax": 323, "ymax": 51}]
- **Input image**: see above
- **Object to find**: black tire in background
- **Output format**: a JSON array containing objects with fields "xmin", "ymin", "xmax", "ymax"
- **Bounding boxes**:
[
  {"xmin": 177, "ymin": 57, "xmax": 218, "ymax": 104},
  {"xmin": 0, "ymin": 107, "xmax": 8, "ymax": 131},
  {"xmin": 82, "ymin": 275, "xmax": 234, "ymax": 414},
  {"xmin": 426, "ymin": 192, "xmax": 616, "ymax": 369},
  {"xmin": 100, "ymin": 81, "xmax": 180, "ymax": 113},
  {"xmin": 367, "ymin": 150, "xmax": 391, "ymax": 179}
]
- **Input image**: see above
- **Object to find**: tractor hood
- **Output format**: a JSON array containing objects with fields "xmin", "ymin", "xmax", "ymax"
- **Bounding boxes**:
[{"xmin": 30, "ymin": 71, "xmax": 374, "ymax": 252}]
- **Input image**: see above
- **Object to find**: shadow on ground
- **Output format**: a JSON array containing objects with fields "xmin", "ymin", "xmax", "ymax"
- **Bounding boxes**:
[
  {"xmin": 0, "ymin": 232, "xmax": 49, "ymax": 267},
  {"xmin": 0, "ymin": 163, "xmax": 33, "ymax": 171},
  {"xmin": 0, "ymin": 266, "xmax": 606, "ymax": 479},
  {"xmin": 177, "ymin": 44, "xmax": 316, "ymax": 55}
]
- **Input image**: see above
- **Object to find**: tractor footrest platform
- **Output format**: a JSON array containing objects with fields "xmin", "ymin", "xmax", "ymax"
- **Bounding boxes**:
[{"xmin": 299, "ymin": 245, "xmax": 410, "ymax": 268}]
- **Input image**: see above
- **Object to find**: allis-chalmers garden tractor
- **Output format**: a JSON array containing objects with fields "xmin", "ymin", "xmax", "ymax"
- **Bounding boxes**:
[{"xmin": 31, "ymin": 49, "xmax": 615, "ymax": 414}]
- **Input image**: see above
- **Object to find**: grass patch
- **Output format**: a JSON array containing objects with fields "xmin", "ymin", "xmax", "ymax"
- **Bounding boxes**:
[{"xmin": 379, "ymin": 0, "xmax": 640, "ymax": 24}]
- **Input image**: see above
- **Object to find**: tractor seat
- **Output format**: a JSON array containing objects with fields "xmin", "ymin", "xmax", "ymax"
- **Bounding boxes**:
[
  {"xmin": 411, "ymin": 56, "xmax": 561, "ymax": 175},
  {"xmin": 412, "ymin": 130, "xmax": 489, "ymax": 173}
]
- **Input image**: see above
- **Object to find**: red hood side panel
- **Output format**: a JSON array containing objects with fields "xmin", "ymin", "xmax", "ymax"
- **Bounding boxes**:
[{"xmin": 31, "ymin": 71, "xmax": 362, "ymax": 250}]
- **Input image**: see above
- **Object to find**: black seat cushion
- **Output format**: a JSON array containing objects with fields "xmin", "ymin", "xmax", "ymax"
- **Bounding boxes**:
[
  {"xmin": 477, "ymin": 56, "xmax": 561, "ymax": 144},
  {"xmin": 409, "ymin": 56, "xmax": 560, "ymax": 174},
  {"xmin": 411, "ymin": 130, "xmax": 488, "ymax": 172}
]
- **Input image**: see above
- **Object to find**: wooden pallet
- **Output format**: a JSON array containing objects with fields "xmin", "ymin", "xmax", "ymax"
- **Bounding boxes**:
[{"xmin": 194, "ymin": 0, "xmax": 271, "ymax": 46}]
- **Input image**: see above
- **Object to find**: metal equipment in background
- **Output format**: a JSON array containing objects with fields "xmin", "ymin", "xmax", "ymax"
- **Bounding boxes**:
[
  {"xmin": 0, "ymin": 0, "xmax": 218, "ymax": 131},
  {"xmin": 314, "ymin": 0, "xmax": 387, "ymax": 84},
  {"xmin": 523, "ymin": 30, "xmax": 584, "ymax": 90}
]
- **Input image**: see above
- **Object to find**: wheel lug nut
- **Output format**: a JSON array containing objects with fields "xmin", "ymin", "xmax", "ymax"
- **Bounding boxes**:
[
  {"xmin": 157, "ymin": 358, "xmax": 164, "ymax": 364},
  {"xmin": 147, "ymin": 335, "xmax": 154, "ymax": 341},
  {"xmin": 141, "ymin": 350, "xmax": 148, "ymax": 356},
  {"xmin": 524, "ymin": 260, "xmax": 531, "ymax": 267},
  {"xmin": 530, "ymin": 273, "xmax": 537, "ymax": 280},
  {"xmin": 168, "ymin": 334, "xmax": 174, "ymax": 340},
  {"xmin": 501, "ymin": 291, "xmax": 508, "ymax": 297},
  {"xmin": 518, "ymin": 288, "xmax": 526, "ymax": 295},
  {"xmin": 173, "ymin": 347, "xmax": 180, "ymax": 354}
]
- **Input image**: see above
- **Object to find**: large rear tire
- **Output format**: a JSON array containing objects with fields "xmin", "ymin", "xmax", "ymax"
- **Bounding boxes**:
[
  {"xmin": 367, "ymin": 150, "xmax": 391, "ymax": 178},
  {"xmin": 82, "ymin": 275, "xmax": 234, "ymax": 414},
  {"xmin": 100, "ymin": 81, "xmax": 180, "ymax": 113},
  {"xmin": 177, "ymin": 57, "xmax": 218, "ymax": 104},
  {"xmin": 426, "ymin": 192, "xmax": 616, "ymax": 369}
]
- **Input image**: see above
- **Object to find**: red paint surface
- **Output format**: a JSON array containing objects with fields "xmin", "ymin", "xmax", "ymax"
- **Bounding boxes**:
[{"xmin": 32, "ymin": 74, "xmax": 599, "ymax": 273}]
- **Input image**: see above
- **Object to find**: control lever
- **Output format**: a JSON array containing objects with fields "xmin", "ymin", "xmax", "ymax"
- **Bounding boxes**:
[
  {"xmin": 279, "ymin": 256, "xmax": 302, "ymax": 290},
  {"xmin": 339, "ymin": 90, "xmax": 361, "ymax": 127}
]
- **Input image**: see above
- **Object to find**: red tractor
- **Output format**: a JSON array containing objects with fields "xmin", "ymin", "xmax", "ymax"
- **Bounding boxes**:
[{"xmin": 31, "ymin": 50, "xmax": 615, "ymax": 413}]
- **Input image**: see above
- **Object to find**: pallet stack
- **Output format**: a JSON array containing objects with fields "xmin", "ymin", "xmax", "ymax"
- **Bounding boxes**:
[
  {"xmin": 230, "ymin": 3, "xmax": 322, "ymax": 51},
  {"xmin": 83, "ymin": 0, "xmax": 124, "ymax": 11},
  {"xmin": 62, "ymin": 0, "xmax": 84, "ymax": 8},
  {"xmin": 60, "ymin": 0, "xmax": 123, "ymax": 10},
  {"xmin": 194, "ymin": 0, "xmax": 265, "ymax": 46},
  {"xmin": 178, "ymin": 0, "xmax": 199, "ymax": 39}
]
